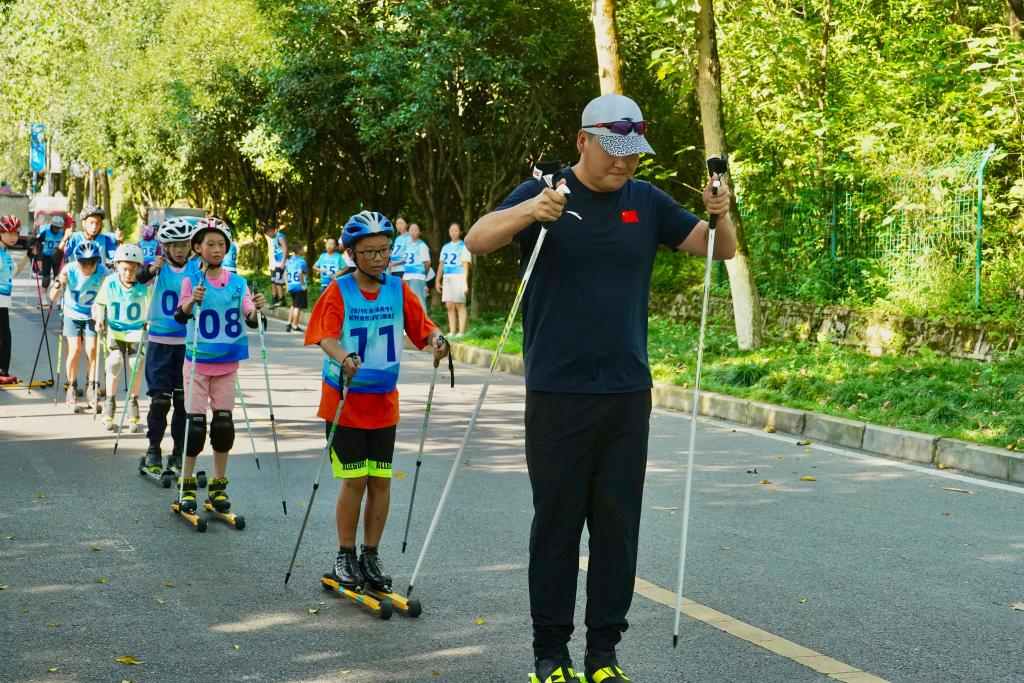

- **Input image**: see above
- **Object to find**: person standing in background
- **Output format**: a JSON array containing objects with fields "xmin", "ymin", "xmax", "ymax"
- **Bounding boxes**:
[
  {"xmin": 436, "ymin": 221, "xmax": 472, "ymax": 338},
  {"xmin": 401, "ymin": 222, "xmax": 431, "ymax": 310},
  {"xmin": 388, "ymin": 215, "xmax": 409, "ymax": 277}
]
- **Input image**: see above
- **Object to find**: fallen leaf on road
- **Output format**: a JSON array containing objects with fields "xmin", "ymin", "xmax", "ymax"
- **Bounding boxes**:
[
  {"xmin": 475, "ymin": 617, "xmax": 485, "ymax": 625},
  {"xmin": 798, "ymin": 598, "xmax": 807, "ymax": 604},
  {"xmin": 233, "ymin": 644, "xmax": 240, "ymax": 650},
  {"xmin": 20, "ymin": 608, "xmax": 29, "ymax": 614},
  {"xmin": 942, "ymin": 487, "xmax": 973, "ymax": 494},
  {"xmin": 46, "ymin": 622, "xmax": 59, "ymax": 628},
  {"xmin": 720, "ymin": 546, "xmax": 732, "ymax": 551},
  {"xmin": 293, "ymin": 562, "xmax": 304, "ymax": 568},
  {"xmin": 746, "ymin": 467, "xmax": 758, "ymax": 474},
  {"xmin": 394, "ymin": 472, "xmax": 406, "ymax": 478},
  {"xmin": 800, "ymin": 476, "xmax": 817, "ymax": 482},
  {"xmin": 764, "ymin": 426, "xmax": 776, "ymax": 433},
  {"xmin": 652, "ymin": 506, "xmax": 678, "ymax": 511},
  {"xmin": 796, "ymin": 440, "xmax": 811, "ymax": 446},
  {"xmin": 122, "ymin": 679, "xmax": 134, "ymax": 683},
  {"xmin": 776, "ymin": 456, "xmax": 784, "ymax": 461},
  {"xmin": 767, "ymin": 488, "xmax": 777, "ymax": 493},
  {"xmin": 90, "ymin": 546, "xmax": 102, "ymax": 552},
  {"xmin": 156, "ymin": 598, "xmax": 166, "ymax": 605},
  {"xmin": 307, "ymin": 607, "xmax": 320, "ymax": 615},
  {"xmin": 35, "ymin": 492, "xmax": 44, "ymax": 500},
  {"xmin": 937, "ymin": 463, "xmax": 949, "ymax": 470},
  {"xmin": 96, "ymin": 578, "xmax": 108, "ymax": 584},
  {"xmin": 5, "ymin": 535, "xmax": 14, "ymax": 540},
  {"xmin": 804, "ymin": 448, "xmax": 812, "ymax": 453},
  {"xmin": 1012, "ymin": 602, "xmax": 1024, "ymax": 611},
  {"xmin": 0, "ymin": 585, "xmax": 8, "ymax": 590},
  {"xmin": 760, "ymin": 479, "xmax": 771, "ymax": 485},
  {"xmin": 47, "ymin": 667, "xmax": 59, "ymax": 673},
  {"xmin": 165, "ymin": 581, "xmax": 175, "ymax": 588},
  {"xmin": 116, "ymin": 655, "xmax": 142, "ymax": 665}
]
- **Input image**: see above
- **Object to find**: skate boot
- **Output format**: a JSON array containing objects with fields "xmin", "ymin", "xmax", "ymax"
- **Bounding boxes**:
[
  {"xmin": 177, "ymin": 476, "xmax": 198, "ymax": 513},
  {"xmin": 102, "ymin": 396, "xmax": 116, "ymax": 431},
  {"xmin": 87, "ymin": 383, "xmax": 100, "ymax": 413},
  {"xmin": 358, "ymin": 545, "xmax": 393, "ymax": 592},
  {"xmin": 584, "ymin": 649, "xmax": 629, "ymax": 682},
  {"xmin": 66, "ymin": 383, "xmax": 79, "ymax": 413},
  {"xmin": 144, "ymin": 444, "xmax": 162, "ymax": 473},
  {"xmin": 534, "ymin": 656, "xmax": 579, "ymax": 683},
  {"xmin": 167, "ymin": 445, "xmax": 183, "ymax": 473},
  {"xmin": 128, "ymin": 397, "xmax": 142, "ymax": 433},
  {"xmin": 331, "ymin": 546, "xmax": 365, "ymax": 590},
  {"xmin": 207, "ymin": 478, "xmax": 231, "ymax": 512}
]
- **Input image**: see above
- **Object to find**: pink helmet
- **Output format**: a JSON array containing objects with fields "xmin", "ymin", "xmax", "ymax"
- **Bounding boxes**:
[{"xmin": 141, "ymin": 222, "xmax": 158, "ymax": 241}]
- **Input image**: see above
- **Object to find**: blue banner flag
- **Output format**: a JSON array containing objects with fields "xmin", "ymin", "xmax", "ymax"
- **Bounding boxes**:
[{"xmin": 30, "ymin": 124, "xmax": 46, "ymax": 173}]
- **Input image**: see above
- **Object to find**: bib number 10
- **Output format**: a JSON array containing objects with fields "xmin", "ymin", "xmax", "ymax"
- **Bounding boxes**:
[
  {"xmin": 198, "ymin": 308, "xmax": 243, "ymax": 340},
  {"xmin": 110, "ymin": 301, "xmax": 142, "ymax": 322}
]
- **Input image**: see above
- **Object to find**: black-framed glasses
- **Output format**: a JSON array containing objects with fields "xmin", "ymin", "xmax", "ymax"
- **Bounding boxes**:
[
  {"xmin": 583, "ymin": 120, "xmax": 648, "ymax": 136},
  {"xmin": 354, "ymin": 246, "xmax": 392, "ymax": 260}
]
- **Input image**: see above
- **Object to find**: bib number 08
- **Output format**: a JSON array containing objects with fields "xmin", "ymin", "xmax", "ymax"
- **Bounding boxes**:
[{"xmin": 198, "ymin": 308, "xmax": 243, "ymax": 339}]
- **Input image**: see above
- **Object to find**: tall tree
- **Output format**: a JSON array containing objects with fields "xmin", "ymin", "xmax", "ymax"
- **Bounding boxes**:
[
  {"xmin": 695, "ymin": 0, "xmax": 763, "ymax": 350},
  {"xmin": 1009, "ymin": 0, "xmax": 1024, "ymax": 39},
  {"xmin": 592, "ymin": 0, "xmax": 622, "ymax": 95}
]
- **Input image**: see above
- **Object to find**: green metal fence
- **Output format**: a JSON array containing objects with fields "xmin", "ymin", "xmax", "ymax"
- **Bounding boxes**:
[{"xmin": 739, "ymin": 145, "xmax": 998, "ymax": 306}]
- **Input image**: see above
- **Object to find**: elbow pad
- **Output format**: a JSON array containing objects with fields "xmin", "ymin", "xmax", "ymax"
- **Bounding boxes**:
[{"xmin": 173, "ymin": 307, "xmax": 193, "ymax": 325}]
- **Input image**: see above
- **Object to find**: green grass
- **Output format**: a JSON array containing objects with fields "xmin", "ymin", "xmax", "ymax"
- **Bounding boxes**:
[{"xmin": 455, "ymin": 309, "xmax": 1024, "ymax": 451}]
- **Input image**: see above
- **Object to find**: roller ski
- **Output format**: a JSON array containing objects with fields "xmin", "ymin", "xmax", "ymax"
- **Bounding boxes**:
[
  {"xmin": 170, "ymin": 476, "xmax": 207, "ymax": 532},
  {"xmin": 137, "ymin": 445, "xmax": 175, "ymax": 488},
  {"xmin": 320, "ymin": 547, "xmax": 394, "ymax": 620},
  {"xmin": 0, "ymin": 380, "xmax": 53, "ymax": 390},
  {"xmin": 203, "ymin": 478, "xmax": 245, "ymax": 530},
  {"xmin": 358, "ymin": 545, "xmax": 421, "ymax": 618},
  {"xmin": 102, "ymin": 396, "xmax": 116, "ymax": 430},
  {"xmin": 528, "ymin": 658, "xmax": 587, "ymax": 683}
]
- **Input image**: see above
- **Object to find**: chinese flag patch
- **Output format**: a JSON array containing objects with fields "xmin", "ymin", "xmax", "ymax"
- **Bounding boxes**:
[{"xmin": 621, "ymin": 210, "xmax": 639, "ymax": 223}]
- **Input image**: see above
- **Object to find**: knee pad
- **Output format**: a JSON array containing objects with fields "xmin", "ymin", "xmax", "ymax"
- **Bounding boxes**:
[
  {"xmin": 185, "ymin": 413, "xmax": 207, "ymax": 459},
  {"xmin": 172, "ymin": 389, "xmax": 185, "ymax": 411},
  {"xmin": 106, "ymin": 347, "xmax": 124, "ymax": 377},
  {"xmin": 209, "ymin": 410, "xmax": 235, "ymax": 452},
  {"xmin": 42, "ymin": 276, "xmax": 51, "ymax": 289},
  {"xmin": 150, "ymin": 392, "xmax": 172, "ymax": 420}
]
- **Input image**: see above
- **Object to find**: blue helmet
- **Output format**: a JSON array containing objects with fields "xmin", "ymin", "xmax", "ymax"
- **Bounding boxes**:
[
  {"xmin": 341, "ymin": 211, "xmax": 394, "ymax": 248},
  {"xmin": 73, "ymin": 240, "xmax": 101, "ymax": 262}
]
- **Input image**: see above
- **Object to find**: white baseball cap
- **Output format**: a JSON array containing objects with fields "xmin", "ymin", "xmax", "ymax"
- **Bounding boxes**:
[{"xmin": 580, "ymin": 94, "xmax": 656, "ymax": 157}]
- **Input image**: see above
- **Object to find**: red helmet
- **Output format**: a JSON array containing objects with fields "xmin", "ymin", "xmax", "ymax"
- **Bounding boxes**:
[{"xmin": 0, "ymin": 215, "xmax": 21, "ymax": 233}]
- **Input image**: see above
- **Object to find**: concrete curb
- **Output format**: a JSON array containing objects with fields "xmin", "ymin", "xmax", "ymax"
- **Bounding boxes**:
[{"xmin": 263, "ymin": 308, "xmax": 1024, "ymax": 487}]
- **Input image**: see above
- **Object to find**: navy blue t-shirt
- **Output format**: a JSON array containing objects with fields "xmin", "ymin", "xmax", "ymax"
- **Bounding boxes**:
[{"xmin": 496, "ymin": 166, "xmax": 699, "ymax": 393}]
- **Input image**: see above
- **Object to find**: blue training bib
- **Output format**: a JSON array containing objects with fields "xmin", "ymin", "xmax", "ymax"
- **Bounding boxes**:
[
  {"xmin": 149, "ymin": 259, "xmax": 199, "ymax": 340},
  {"xmin": 63, "ymin": 262, "xmax": 108, "ymax": 320},
  {"xmin": 322, "ymin": 274, "xmax": 404, "ymax": 394},
  {"xmin": 185, "ymin": 272, "xmax": 250, "ymax": 363}
]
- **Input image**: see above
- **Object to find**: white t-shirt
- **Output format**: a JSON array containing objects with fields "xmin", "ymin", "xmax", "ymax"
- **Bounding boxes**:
[{"xmin": 401, "ymin": 241, "xmax": 431, "ymax": 281}]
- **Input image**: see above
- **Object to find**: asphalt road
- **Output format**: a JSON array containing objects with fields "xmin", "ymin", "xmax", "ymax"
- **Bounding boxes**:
[{"xmin": 2, "ymin": 271, "xmax": 1023, "ymax": 683}]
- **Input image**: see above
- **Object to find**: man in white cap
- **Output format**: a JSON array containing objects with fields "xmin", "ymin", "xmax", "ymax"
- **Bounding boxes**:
[{"xmin": 466, "ymin": 94, "xmax": 736, "ymax": 682}]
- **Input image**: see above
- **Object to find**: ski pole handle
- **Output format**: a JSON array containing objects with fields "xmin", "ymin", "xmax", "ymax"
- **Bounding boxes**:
[{"xmin": 705, "ymin": 155, "xmax": 729, "ymax": 232}]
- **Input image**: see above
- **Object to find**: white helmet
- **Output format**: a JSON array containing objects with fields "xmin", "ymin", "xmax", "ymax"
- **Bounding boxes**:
[
  {"xmin": 191, "ymin": 217, "xmax": 232, "ymax": 246},
  {"xmin": 158, "ymin": 217, "xmax": 197, "ymax": 245},
  {"xmin": 114, "ymin": 243, "xmax": 144, "ymax": 265}
]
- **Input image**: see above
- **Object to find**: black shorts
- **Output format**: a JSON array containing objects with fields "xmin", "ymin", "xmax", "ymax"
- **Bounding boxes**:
[
  {"xmin": 271, "ymin": 266, "xmax": 285, "ymax": 285},
  {"xmin": 290, "ymin": 290, "xmax": 308, "ymax": 310},
  {"xmin": 325, "ymin": 422, "xmax": 396, "ymax": 479}
]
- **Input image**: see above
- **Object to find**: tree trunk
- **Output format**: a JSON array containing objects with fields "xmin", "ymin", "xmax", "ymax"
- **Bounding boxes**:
[
  {"xmin": 97, "ymin": 171, "xmax": 112, "ymax": 229},
  {"xmin": 592, "ymin": 0, "xmax": 622, "ymax": 95},
  {"xmin": 1008, "ymin": 0, "xmax": 1024, "ymax": 39},
  {"xmin": 69, "ymin": 174, "xmax": 85, "ymax": 220},
  {"xmin": 695, "ymin": 0, "xmax": 763, "ymax": 351},
  {"xmin": 817, "ymin": 0, "xmax": 831, "ymax": 170}
]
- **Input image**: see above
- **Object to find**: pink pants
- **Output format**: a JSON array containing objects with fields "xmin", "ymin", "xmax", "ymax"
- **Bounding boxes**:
[{"xmin": 185, "ymin": 367, "xmax": 237, "ymax": 413}]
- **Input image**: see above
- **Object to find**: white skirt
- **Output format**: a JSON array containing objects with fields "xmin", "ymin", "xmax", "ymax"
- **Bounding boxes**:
[{"xmin": 441, "ymin": 274, "xmax": 467, "ymax": 304}]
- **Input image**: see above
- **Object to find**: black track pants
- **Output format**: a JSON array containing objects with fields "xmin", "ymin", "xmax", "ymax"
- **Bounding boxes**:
[{"xmin": 526, "ymin": 389, "xmax": 652, "ymax": 659}]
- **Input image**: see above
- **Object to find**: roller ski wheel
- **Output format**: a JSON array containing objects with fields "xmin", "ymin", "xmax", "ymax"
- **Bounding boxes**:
[
  {"xmin": 320, "ymin": 574, "xmax": 393, "ymax": 620},
  {"xmin": 363, "ymin": 586, "xmax": 422, "ymax": 618},
  {"xmin": 171, "ymin": 501, "xmax": 207, "ymax": 532},
  {"xmin": 129, "ymin": 419, "xmax": 142, "ymax": 433}
]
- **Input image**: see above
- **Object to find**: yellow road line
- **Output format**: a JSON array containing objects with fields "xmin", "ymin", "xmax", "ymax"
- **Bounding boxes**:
[{"xmin": 579, "ymin": 557, "xmax": 889, "ymax": 683}]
